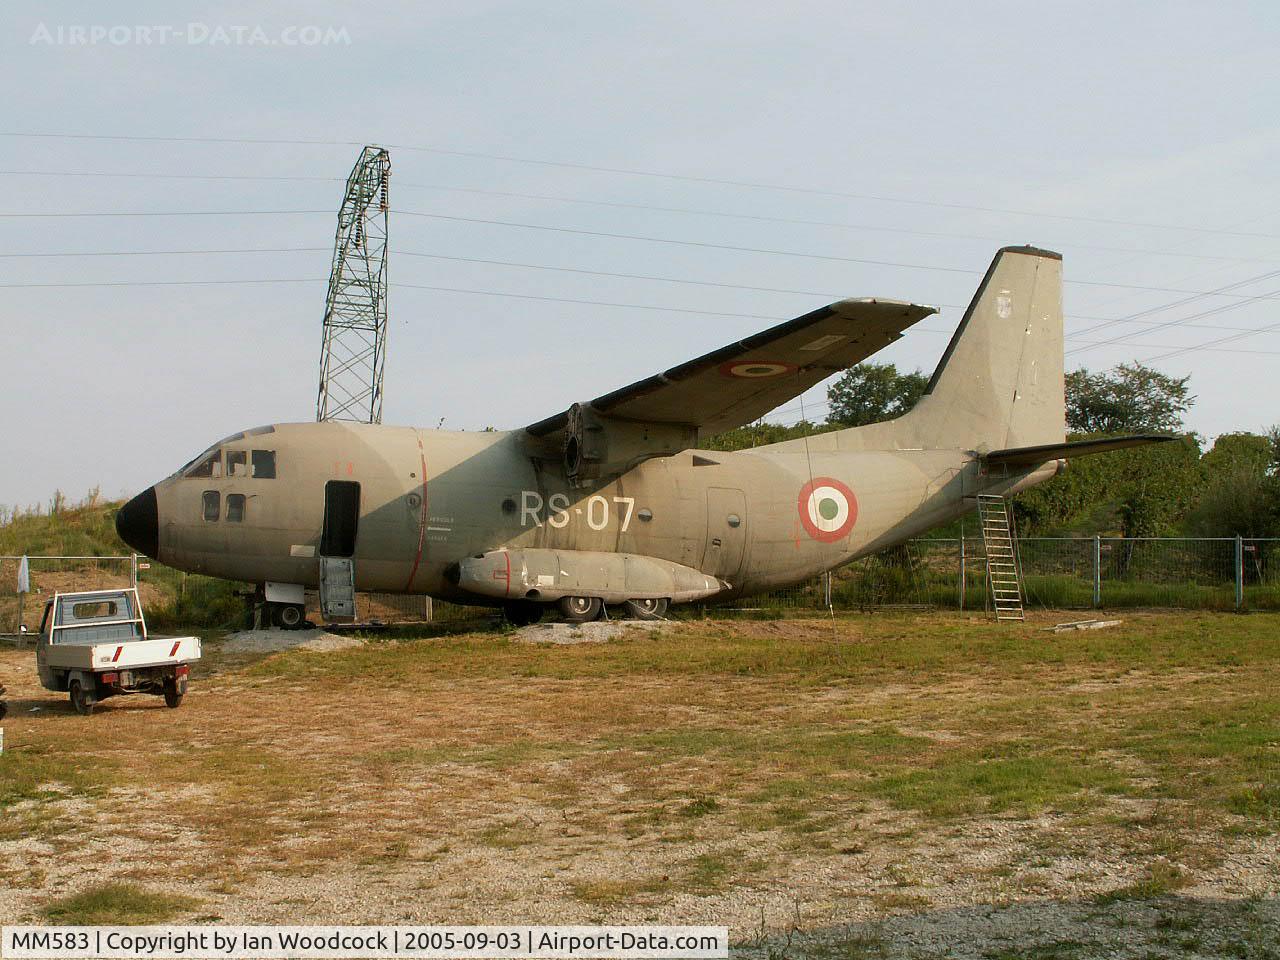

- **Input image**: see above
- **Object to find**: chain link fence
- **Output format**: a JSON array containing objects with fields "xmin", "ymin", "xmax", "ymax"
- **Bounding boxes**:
[
  {"xmin": 3, "ymin": 537, "xmax": 1278, "ymax": 633},
  {"xmin": 0, "ymin": 555, "xmax": 137, "ymax": 635},
  {"xmin": 721, "ymin": 537, "xmax": 1280, "ymax": 613}
]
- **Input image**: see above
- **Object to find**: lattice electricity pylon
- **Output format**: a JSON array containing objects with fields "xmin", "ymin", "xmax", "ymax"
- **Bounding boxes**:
[{"xmin": 316, "ymin": 146, "xmax": 391, "ymax": 424}]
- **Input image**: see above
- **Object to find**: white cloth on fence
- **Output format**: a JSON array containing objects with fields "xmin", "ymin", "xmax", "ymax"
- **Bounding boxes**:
[{"xmin": 16, "ymin": 555, "xmax": 29, "ymax": 593}]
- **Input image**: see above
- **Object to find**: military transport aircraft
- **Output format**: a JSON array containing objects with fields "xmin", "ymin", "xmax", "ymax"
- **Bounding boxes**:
[{"xmin": 116, "ymin": 246, "xmax": 1170, "ymax": 627}]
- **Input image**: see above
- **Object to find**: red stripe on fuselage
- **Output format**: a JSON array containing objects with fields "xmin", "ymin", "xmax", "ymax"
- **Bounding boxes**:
[{"xmin": 403, "ymin": 431, "xmax": 429, "ymax": 591}]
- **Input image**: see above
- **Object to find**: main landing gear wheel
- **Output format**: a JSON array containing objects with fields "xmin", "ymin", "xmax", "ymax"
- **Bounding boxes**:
[
  {"xmin": 272, "ymin": 603, "xmax": 306, "ymax": 630},
  {"xmin": 69, "ymin": 679, "xmax": 96, "ymax": 716},
  {"xmin": 503, "ymin": 601, "xmax": 544, "ymax": 627},
  {"xmin": 558, "ymin": 596, "xmax": 603, "ymax": 623},
  {"xmin": 621, "ymin": 597, "xmax": 669, "ymax": 620}
]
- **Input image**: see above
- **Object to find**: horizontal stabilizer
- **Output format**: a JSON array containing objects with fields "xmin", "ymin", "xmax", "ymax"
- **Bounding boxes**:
[{"xmin": 983, "ymin": 434, "xmax": 1179, "ymax": 467}]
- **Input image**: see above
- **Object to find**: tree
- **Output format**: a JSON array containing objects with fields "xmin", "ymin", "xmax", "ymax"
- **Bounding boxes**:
[
  {"xmin": 1187, "ymin": 432, "xmax": 1280, "ymax": 539},
  {"xmin": 826, "ymin": 363, "xmax": 928, "ymax": 427},
  {"xmin": 705, "ymin": 420, "xmax": 835, "ymax": 452},
  {"xmin": 1066, "ymin": 362, "xmax": 1192, "ymax": 434}
]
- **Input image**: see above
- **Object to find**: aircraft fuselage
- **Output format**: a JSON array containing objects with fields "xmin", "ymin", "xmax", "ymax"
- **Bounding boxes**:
[{"xmin": 126, "ymin": 420, "xmax": 1051, "ymax": 604}]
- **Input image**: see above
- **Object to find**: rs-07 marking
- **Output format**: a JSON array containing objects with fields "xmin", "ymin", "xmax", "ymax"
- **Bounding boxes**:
[{"xmin": 520, "ymin": 491, "xmax": 636, "ymax": 531}]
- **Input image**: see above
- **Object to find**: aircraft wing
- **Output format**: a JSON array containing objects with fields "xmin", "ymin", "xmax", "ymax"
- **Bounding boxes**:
[{"xmin": 526, "ymin": 298, "xmax": 937, "ymax": 439}]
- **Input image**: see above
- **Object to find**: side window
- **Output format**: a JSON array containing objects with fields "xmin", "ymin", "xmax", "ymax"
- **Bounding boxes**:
[
  {"xmin": 226, "ymin": 450, "xmax": 248, "ymax": 477},
  {"xmin": 226, "ymin": 494, "xmax": 246, "ymax": 523},
  {"xmin": 187, "ymin": 450, "xmax": 222, "ymax": 478},
  {"xmin": 202, "ymin": 490, "xmax": 220, "ymax": 522},
  {"xmin": 251, "ymin": 449, "xmax": 276, "ymax": 479}
]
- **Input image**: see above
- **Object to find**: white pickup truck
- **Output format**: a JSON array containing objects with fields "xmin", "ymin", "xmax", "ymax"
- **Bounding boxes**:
[{"xmin": 35, "ymin": 587, "xmax": 201, "ymax": 716}]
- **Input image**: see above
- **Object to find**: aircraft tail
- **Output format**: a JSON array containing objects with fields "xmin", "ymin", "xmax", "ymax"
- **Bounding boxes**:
[{"xmin": 904, "ymin": 245, "xmax": 1066, "ymax": 452}]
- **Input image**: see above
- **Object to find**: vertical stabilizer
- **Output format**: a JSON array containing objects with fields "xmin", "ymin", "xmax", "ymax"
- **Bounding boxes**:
[{"xmin": 908, "ymin": 246, "xmax": 1065, "ymax": 451}]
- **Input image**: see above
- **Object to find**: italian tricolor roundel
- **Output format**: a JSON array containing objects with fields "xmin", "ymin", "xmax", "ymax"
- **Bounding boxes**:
[
  {"xmin": 718, "ymin": 359, "xmax": 798, "ymax": 379},
  {"xmin": 798, "ymin": 476, "xmax": 858, "ymax": 543}
]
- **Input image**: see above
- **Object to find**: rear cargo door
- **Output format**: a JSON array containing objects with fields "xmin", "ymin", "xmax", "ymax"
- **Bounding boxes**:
[{"xmin": 701, "ymin": 487, "xmax": 747, "ymax": 584}]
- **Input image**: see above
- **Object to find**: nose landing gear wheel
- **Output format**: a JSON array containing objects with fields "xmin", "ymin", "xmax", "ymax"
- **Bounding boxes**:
[
  {"xmin": 558, "ymin": 596, "xmax": 603, "ymax": 623},
  {"xmin": 503, "ymin": 601, "xmax": 545, "ymax": 627},
  {"xmin": 621, "ymin": 597, "xmax": 669, "ymax": 620},
  {"xmin": 272, "ymin": 603, "xmax": 306, "ymax": 630}
]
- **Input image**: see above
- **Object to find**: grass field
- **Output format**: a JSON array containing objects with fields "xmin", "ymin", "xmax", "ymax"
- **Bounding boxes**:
[{"xmin": 1, "ymin": 611, "xmax": 1278, "ymax": 957}]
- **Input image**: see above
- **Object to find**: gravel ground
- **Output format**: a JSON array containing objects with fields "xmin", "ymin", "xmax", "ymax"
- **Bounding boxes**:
[{"xmin": 221, "ymin": 628, "xmax": 365, "ymax": 654}]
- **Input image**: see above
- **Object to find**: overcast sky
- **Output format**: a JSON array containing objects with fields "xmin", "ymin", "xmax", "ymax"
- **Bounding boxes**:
[{"xmin": 2, "ymin": 1, "xmax": 1278, "ymax": 510}]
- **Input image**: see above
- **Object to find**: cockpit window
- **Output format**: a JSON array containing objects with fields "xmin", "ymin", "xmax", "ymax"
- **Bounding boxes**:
[
  {"xmin": 187, "ymin": 451, "xmax": 222, "ymax": 479},
  {"xmin": 202, "ymin": 490, "xmax": 220, "ymax": 522},
  {"xmin": 252, "ymin": 450, "xmax": 276, "ymax": 479},
  {"xmin": 174, "ymin": 426, "xmax": 275, "ymax": 479},
  {"xmin": 226, "ymin": 450, "xmax": 248, "ymax": 477},
  {"xmin": 226, "ymin": 493, "xmax": 246, "ymax": 522}
]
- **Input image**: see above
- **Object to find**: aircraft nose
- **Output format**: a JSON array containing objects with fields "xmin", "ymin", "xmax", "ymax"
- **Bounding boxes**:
[{"xmin": 116, "ymin": 486, "xmax": 159, "ymax": 557}]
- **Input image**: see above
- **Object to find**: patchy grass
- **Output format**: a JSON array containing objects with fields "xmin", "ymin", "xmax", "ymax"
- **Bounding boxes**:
[
  {"xmin": 0, "ymin": 742, "xmax": 118, "ymax": 810},
  {"xmin": 1093, "ymin": 861, "xmax": 1191, "ymax": 903},
  {"xmin": 869, "ymin": 751, "xmax": 1129, "ymax": 819},
  {"xmin": 44, "ymin": 883, "xmax": 199, "ymax": 924}
]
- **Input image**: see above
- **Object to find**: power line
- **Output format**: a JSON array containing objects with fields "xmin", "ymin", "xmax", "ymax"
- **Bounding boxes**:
[
  {"xmin": 7, "ymin": 199, "xmax": 1280, "ymax": 300},
  {"xmin": 7, "ymin": 168, "xmax": 1280, "ymax": 264},
  {"xmin": 0, "ymin": 169, "xmax": 340, "ymax": 183},
  {"xmin": 5, "ymin": 130, "xmax": 1279, "ymax": 239},
  {"xmin": 0, "ymin": 277, "xmax": 321, "ymax": 288},
  {"xmin": 6, "ymin": 244, "xmax": 1280, "ymax": 335},
  {"xmin": 1066, "ymin": 279, "xmax": 1280, "ymax": 356},
  {"xmin": 0, "ymin": 247, "xmax": 325, "ymax": 258},
  {"xmin": 1141, "ymin": 319, "xmax": 1280, "ymax": 363},
  {"xmin": 0, "ymin": 209, "xmax": 327, "ymax": 218},
  {"xmin": 1069, "ymin": 267, "xmax": 1280, "ymax": 340}
]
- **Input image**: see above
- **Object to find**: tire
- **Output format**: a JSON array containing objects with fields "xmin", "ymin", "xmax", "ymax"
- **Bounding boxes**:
[
  {"xmin": 69, "ymin": 679, "xmax": 96, "ymax": 716},
  {"xmin": 163, "ymin": 679, "xmax": 184, "ymax": 709},
  {"xmin": 558, "ymin": 596, "xmax": 603, "ymax": 623},
  {"xmin": 503, "ymin": 601, "xmax": 544, "ymax": 626},
  {"xmin": 621, "ymin": 597, "xmax": 669, "ymax": 620},
  {"xmin": 272, "ymin": 603, "xmax": 306, "ymax": 630}
]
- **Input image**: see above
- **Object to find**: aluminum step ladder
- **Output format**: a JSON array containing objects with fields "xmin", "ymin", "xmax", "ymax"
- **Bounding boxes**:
[{"xmin": 977, "ymin": 494, "xmax": 1025, "ymax": 621}]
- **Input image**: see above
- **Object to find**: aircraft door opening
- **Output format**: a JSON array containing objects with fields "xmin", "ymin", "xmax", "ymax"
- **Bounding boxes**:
[
  {"xmin": 320, "ymin": 480, "xmax": 360, "ymax": 620},
  {"xmin": 702, "ymin": 487, "xmax": 747, "ymax": 584}
]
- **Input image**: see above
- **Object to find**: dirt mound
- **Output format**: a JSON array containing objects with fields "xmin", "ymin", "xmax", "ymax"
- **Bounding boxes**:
[
  {"xmin": 221, "ymin": 628, "xmax": 364, "ymax": 654},
  {"xmin": 513, "ymin": 619, "xmax": 670, "ymax": 644}
]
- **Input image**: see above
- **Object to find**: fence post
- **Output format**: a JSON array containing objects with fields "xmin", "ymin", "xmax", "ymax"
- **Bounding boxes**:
[
  {"xmin": 958, "ymin": 537, "xmax": 966, "ymax": 610},
  {"xmin": 130, "ymin": 552, "xmax": 138, "ymax": 589},
  {"xmin": 823, "ymin": 571, "xmax": 832, "ymax": 609},
  {"xmin": 1092, "ymin": 536, "xmax": 1101, "ymax": 608},
  {"xmin": 1236, "ymin": 535, "xmax": 1244, "ymax": 611}
]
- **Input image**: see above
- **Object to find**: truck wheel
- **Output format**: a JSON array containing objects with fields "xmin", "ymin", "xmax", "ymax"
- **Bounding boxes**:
[
  {"xmin": 163, "ymin": 679, "xmax": 184, "ymax": 709},
  {"xmin": 69, "ymin": 679, "xmax": 96, "ymax": 716},
  {"xmin": 503, "ymin": 602, "xmax": 544, "ymax": 626},
  {"xmin": 558, "ymin": 596, "xmax": 602, "ymax": 623},
  {"xmin": 621, "ymin": 598, "xmax": 669, "ymax": 620},
  {"xmin": 272, "ymin": 603, "xmax": 306, "ymax": 630}
]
